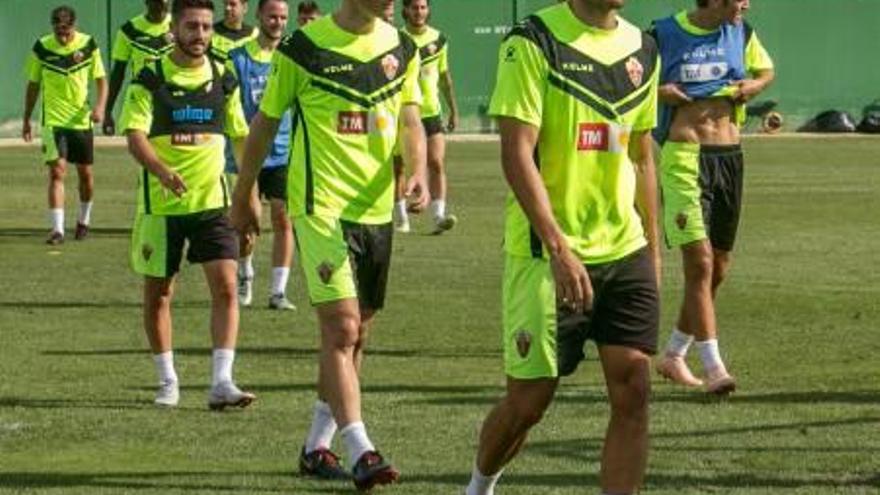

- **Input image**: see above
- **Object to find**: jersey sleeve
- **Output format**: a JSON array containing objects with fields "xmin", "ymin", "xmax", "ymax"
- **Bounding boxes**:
[
  {"xmin": 633, "ymin": 55, "xmax": 660, "ymax": 131},
  {"xmin": 488, "ymin": 35, "xmax": 547, "ymax": 128},
  {"xmin": 438, "ymin": 44, "xmax": 449, "ymax": 74},
  {"xmin": 401, "ymin": 51, "xmax": 423, "ymax": 106},
  {"xmin": 25, "ymin": 52, "xmax": 42, "ymax": 83},
  {"xmin": 745, "ymin": 31, "xmax": 774, "ymax": 73},
  {"xmin": 259, "ymin": 52, "xmax": 304, "ymax": 119},
  {"xmin": 119, "ymin": 83, "xmax": 153, "ymax": 133},
  {"xmin": 111, "ymin": 29, "xmax": 132, "ymax": 63},
  {"xmin": 91, "ymin": 47, "xmax": 107, "ymax": 79}
]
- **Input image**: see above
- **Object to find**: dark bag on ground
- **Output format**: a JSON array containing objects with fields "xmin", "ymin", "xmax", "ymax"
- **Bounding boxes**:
[
  {"xmin": 856, "ymin": 101, "xmax": 880, "ymax": 133},
  {"xmin": 798, "ymin": 110, "xmax": 856, "ymax": 133}
]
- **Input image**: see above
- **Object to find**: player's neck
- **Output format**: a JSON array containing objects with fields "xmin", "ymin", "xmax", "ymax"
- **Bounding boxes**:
[
  {"xmin": 569, "ymin": 1, "xmax": 618, "ymax": 31},
  {"xmin": 405, "ymin": 23, "xmax": 427, "ymax": 35},
  {"xmin": 689, "ymin": 9, "xmax": 724, "ymax": 30},
  {"xmin": 224, "ymin": 19, "xmax": 244, "ymax": 31},
  {"xmin": 170, "ymin": 46, "xmax": 206, "ymax": 69},
  {"xmin": 55, "ymin": 32, "xmax": 76, "ymax": 46},
  {"xmin": 334, "ymin": 2, "xmax": 377, "ymax": 35},
  {"xmin": 257, "ymin": 32, "xmax": 279, "ymax": 51}
]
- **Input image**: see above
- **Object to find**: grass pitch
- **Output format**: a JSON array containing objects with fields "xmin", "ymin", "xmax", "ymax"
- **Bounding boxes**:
[{"xmin": 0, "ymin": 138, "xmax": 878, "ymax": 494}]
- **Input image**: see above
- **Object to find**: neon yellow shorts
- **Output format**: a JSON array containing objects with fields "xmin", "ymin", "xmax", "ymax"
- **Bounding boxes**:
[{"xmin": 660, "ymin": 141, "xmax": 707, "ymax": 248}]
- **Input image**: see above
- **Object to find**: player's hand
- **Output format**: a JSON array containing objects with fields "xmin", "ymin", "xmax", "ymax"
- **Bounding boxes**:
[
  {"xmin": 446, "ymin": 111, "xmax": 459, "ymax": 133},
  {"xmin": 230, "ymin": 188, "xmax": 262, "ymax": 238},
  {"xmin": 658, "ymin": 84, "xmax": 692, "ymax": 106},
  {"xmin": 732, "ymin": 79, "xmax": 764, "ymax": 104},
  {"xmin": 404, "ymin": 173, "xmax": 429, "ymax": 213},
  {"xmin": 158, "ymin": 170, "xmax": 188, "ymax": 198},
  {"xmin": 21, "ymin": 120, "xmax": 32, "ymax": 143},
  {"xmin": 91, "ymin": 107, "xmax": 105, "ymax": 125},
  {"xmin": 102, "ymin": 114, "xmax": 115, "ymax": 136},
  {"xmin": 550, "ymin": 246, "xmax": 593, "ymax": 314}
]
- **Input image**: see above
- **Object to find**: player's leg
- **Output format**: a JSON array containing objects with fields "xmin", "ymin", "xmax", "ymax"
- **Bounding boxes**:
[
  {"xmin": 44, "ymin": 128, "xmax": 66, "ymax": 244},
  {"xmin": 265, "ymin": 166, "xmax": 296, "ymax": 310},
  {"xmin": 190, "ymin": 211, "xmax": 255, "ymax": 410},
  {"xmin": 70, "ymin": 129, "xmax": 95, "ymax": 240},
  {"xmin": 392, "ymin": 154, "xmax": 410, "ymax": 233},
  {"xmin": 426, "ymin": 117, "xmax": 456, "ymax": 234},
  {"xmin": 712, "ymin": 248, "xmax": 733, "ymax": 298}
]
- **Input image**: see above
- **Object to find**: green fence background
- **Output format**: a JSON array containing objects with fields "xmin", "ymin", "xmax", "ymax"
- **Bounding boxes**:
[{"xmin": 3, "ymin": 0, "xmax": 879, "ymax": 135}]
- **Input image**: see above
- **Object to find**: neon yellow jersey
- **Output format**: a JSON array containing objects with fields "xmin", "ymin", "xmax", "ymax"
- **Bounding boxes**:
[
  {"xmin": 119, "ymin": 54, "xmax": 249, "ymax": 215},
  {"xmin": 210, "ymin": 22, "xmax": 258, "ymax": 59},
  {"xmin": 111, "ymin": 14, "xmax": 173, "ymax": 76},
  {"xmin": 405, "ymin": 25, "xmax": 448, "ymax": 119},
  {"xmin": 490, "ymin": 3, "xmax": 659, "ymax": 264},
  {"xmin": 25, "ymin": 32, "xmax": 106, "ymax": 130},
  {"xmin": 259, "ymin": 16, "xmax": 422, "ymax": 224}
]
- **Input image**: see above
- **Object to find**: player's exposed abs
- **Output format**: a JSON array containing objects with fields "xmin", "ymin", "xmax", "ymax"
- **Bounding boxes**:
[
  {"xmin": 466, "ymin": 1, "xmax": 661, "ymax": 494},
  {"xmin": 211, "ymin": 0, "xmax": 259, "ymax": 60},
  {"xmin": 120, "ymin": 0, "xmax": 255, "ymax": 411},
  {"xmin": 296, "ymin": 0, "xmax": 322, "ymax": 27},
  {"xmin": 226, "ymin": 0, "xmax": 297, "ymax": 311},
  {"xmin": 230, "ymin": 0, "xmax": 427, "ymax": 489},
  {"xmin": 651, "ymin": 0, "xmax": 774, "ymax": 394},
  {"xmin": 103, "ymin": 0, "xmax": 173, "ymax": 136},
  {"xmin": 393, "ymin": 0, "xmax": 460, "ymax": 235},
  {"xmin": 22, "ymin": 6, "xmax": 107, "ymax": 245}
]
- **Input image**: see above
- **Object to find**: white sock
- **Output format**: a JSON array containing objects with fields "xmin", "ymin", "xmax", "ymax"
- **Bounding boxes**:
[
  {"xmin": 271, "ymin": 266, "xmax": 290, "ymax": 296},
  {"xmin": 665, "ymin": 328, "xmax": 694, "ymax": 357},
  {"xmin": 695, "ymin": 339, "xmax": 725, "ymax": 373},
  {"xmin": 212, "ymin": 348, "xmax": 235, "ymax": 387},
  {"xmin": 394, "ymin": 200, "xmax": 409, "ymax": 223},
  {"xmin": 78, "ymin": 201, "xmax": 93, "ymax": 225},
  {"xmin": 431, "ymin": 199, "xmax": 446, "ymax": 221},
  {"xmin": 239, "ymin": 255, "xmax": 254, "ymax": 280},
  {"xmin": 49, "ymin": 208, "xmax": 64, "ymax": 234},
  {"xmin": 305, "ymin": 400, "xmax": 338, "ymax": 453},
  {"xmin": 153, "ymin": 351, "xmax": 178, "ymax": 384},
  {"xmin": 340, "ymin": 421, "xmax": 376, "ymax": 467},
  {"xmin": 465, "ymin": 463, "xmax": 502, "ymax": 495}
]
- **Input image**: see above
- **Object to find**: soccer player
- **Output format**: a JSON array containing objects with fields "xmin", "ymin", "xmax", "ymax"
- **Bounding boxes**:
[
  {"xmin": 22, "ymin": 6, "xmax": 107, "ymax": 244},
  {"xmin": 119, "ymin": 0, "xmax": 256, "ymax": 410},
  {"xmin": 211, "ymin": 0, "xmax": 259, "ymax": 60},
  {"xmin": 464, "ymin": 1, "xmax": 661, "ymax": 494},
  {"xmin": 226, "ymin": 0, "xmax": 296, "ymax": 310},
  {"xmin": 296, "ymin": 1, "xmax": 321, "ymax": 27},
  {"xmin": 396, "ymin": 0, "xmax": 460, "ymax": 235},
  {"xmin": 103, "ymin": 0, "xmax": 173, "ymax": 135},
  {"xmin": 651, "ymin": 0, "xmax": 774, "ymax": 394},
  {"xmin": 230, "ymin": 0, "xmax": 427, "ymax": 488}
]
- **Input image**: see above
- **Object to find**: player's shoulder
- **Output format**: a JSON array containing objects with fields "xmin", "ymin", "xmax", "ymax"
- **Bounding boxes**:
[{"xmin": 33, "ymin": 33, "xmax": 54, "ymax": 52}]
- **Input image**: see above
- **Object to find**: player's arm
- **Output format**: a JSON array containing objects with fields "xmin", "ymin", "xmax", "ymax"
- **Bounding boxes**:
[
  {"xmin": 734, "ymin": 29, "xmax": 776, "ymax": 104},
  {"xmin": 103, "ymin": 62, "xmax": 128, "ymax": 133},
  {"xmin": 630, "ymin": 130, "xmax": 661, "ymax": 286},
  {"xmin": 126, "ymin": 131, "xmax": 187, "ymax": 197},
  {"xmin": 499, "ymin": 117, "xmax": 592, "ymax": 313},
  {"xmin": 399, "ymin": 103, "xmax": 429, "ymax": 211},
  {"xmin": 231, "ymin": 111, "xmax": 279, "ymax": 235},
  {"xmin": 22, "ymin": 82, "xmax": 40, "ymax": 143},
  {"xmin": 92, "ymin": 77, "xmax": 108, "ymax": 125},
  {"xmin": 439, "ymin": 71, "xmax": 459, "ymax": 132}
]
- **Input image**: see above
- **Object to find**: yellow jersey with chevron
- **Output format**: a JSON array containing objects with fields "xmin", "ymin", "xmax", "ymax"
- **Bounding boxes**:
[
  {"xmin": 210, "ymin": 22, "xmax": 258, "ymax": 59},
  {"xmin": 260, "ymin": 16, "xmax": 422, "ymax": 224},
  {"xmin": 405, "ymin": 25, "xmax": 448, "ymax": 119},
  {"xmin": 111, "ymin": 14, "xmax": 173, "ymax": 76},
  {"xmin": 119, "ymin": 54, "xmax": 249, "ymax": 215},
  {"xmin": 25, "ymin": 32, "xmax": 106, "ymax": 130},
  {"xmin": 489, "ymin": 3, "xmax": 659, "ymax": 265}
]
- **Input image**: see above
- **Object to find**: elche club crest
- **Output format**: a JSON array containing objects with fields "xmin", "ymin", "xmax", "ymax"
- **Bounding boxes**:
[
  {"xmin": 72, "ymin": 50, "xmax": 84, "ymax": 63},
  {"xmin": 515, "ymin": 329, "xmax": 532, "ymax": 358},
  {"xmin": 625, "ymin": 56, "xmax": 644, "ymax": 87},
  {"xmin": 427, "ymin": 43, "xmax": 437, "ymax": 55},
  {"xmin": 163, "ymin": 32, "xmax": 175, "ymax": 44},
  {"xmin": 381, "ymin": 53, "xmax": 400, "ymax": 80}
]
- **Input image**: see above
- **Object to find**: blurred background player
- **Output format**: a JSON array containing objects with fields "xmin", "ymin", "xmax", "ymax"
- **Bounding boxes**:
[
  {"xmin": 120, "ymin": 0, "xmax": 255, "ymax": 410},
  {"xmin": 230, "ymin": 0, "xmax": 428, "ymax": 488},
  {"xmin": 103, "ymin": 0, "xmax": 172, "ymax": 135},
  {"xmin": 296, "ymin": 1, "xmax": 321, "ymax": 27},
  {"xmin": 227, "ymin": 0, "xmax": 296, "ymax": 310},
  {"xmin": 22, "ymin": 5, "xmax": 107, "ymax": 244},
  {"xmin": 651, "ymin": 0, "xmax": 774, "ymax": 394},
  {"xmin": 211, "ymin": 0, "xmax": 258, "ymax": 60},
  {"xmin": 396, "ymin": 0, "xmax": 459, "ymax": 235}
]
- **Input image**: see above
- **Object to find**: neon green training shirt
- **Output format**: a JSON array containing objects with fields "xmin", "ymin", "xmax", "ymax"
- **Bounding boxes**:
[
  {"xmin": 25, "ymin": 31, "xmax": 106, "ymax": 130},
  {"xmin": 405, "ymin": 25, "xmax": 448, "ymax": 119},
  {"xmin": 490, "ymin": 3, "xmax": 660, "ymax": 265},
  {"xmin": 259, "ymin": 16, "xmax": 422, "ymax": 224},
  {"xmin": 111, "ymin": 14, "xmax": 173, "ymax": 77},
  {"xmin": 211, "ymin": 22, "xmax": 258, "ymax": 59}
]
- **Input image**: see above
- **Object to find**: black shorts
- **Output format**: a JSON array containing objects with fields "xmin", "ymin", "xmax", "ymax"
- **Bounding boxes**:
[
  {"xmin": 556, "ymin": 248, "xmax": 659, "ymax": 377},
  {"xmin": 258, "ymin": 166, "xmax": 288, "ymax": 201},
  {"xmin": 343, "ymin": 221, "xmax": 393, "ymax": 311},
  {"xmin": 422, "ymin": 115, "xmax": 445, "ymax": 137},
  {"xmin": 699, "ymin": 144, "xmax": 744, "ymax": 252},
  {"xmin": 44, "ymin": 127, "xmax": 94, "ymax": 165}
]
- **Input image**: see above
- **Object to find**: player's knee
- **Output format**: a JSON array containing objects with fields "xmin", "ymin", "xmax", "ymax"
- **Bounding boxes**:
[
  {"xmin": 323, "ymin": 313, "xmax": 361, "ymax": 349},
  {"xmin": 505, "ymin": 394, "xmax": 549, "ymax": 430},
  {"xmin": 49, "ymin": 164, "xmax": 66, "ymax": 181},
  {"xmin": 609, "ymin": 368, "xmax": 651, "ymax": 422},
  {"xmin": 427, "ymin": 155, "xmax": 444, "ymax": 174},
  {"xmin": 684, "ymin": 248, "xmax": 713, "ymax": 283}
]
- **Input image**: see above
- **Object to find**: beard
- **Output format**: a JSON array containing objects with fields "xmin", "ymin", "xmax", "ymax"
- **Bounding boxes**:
[{"xmin": 179, "ymin": 40, "xmax": 207, "ymax": 58}]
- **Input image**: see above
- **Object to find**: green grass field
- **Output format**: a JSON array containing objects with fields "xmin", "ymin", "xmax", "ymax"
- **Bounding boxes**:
[{"xmin": 0, "ymin": 138, "xmax": 878, "ymax": 494}]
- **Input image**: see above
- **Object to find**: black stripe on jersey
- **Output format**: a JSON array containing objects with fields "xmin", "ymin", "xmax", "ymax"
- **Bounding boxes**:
[
  {"xmin": 277, "ymin": 29, "xmax": 417, "ymax": 101},
  {"xmin": 142, "ymin": 169, "xmax": 152, "ymax": 214},
  {"xmin": 508, "ymin": 15, "xmax": 659, "ymax": 105},
  {"xmin": 418, "ymin": 33, "xmax": 447, "ymax": 61},
  {"xmin": 529, "ymin": 146, "xmax": 544, "ymax": 259},
  {"xmin": 220, "ymin": 174, "xmax": 229, "ymax": 209},
  {"xmin": 743, "ymin": 22, "xmax": 754, "ymax": 48},
  {"xmin": 121, "ymin": 21, "xmax": 173, "ymax": 55},
  {"xmin": 615, "ymin": 84, "xmax": 652, "ymax": 116},
  {"xmin": 32, "ymin": 37, "xmax": 98, "ymax": 73},
  {"xmin": 213, "ymin": 22, "xmax": 255, "ymax": 41},
  {"xmin": 548, "ymin": 73, "xmax": 616, "ymax": 120},
  {"xmin": 293, "ymin": 101, "xmax": 314, "ymax": 214},
  {"xmin": 311, "ymin": 72, "xmax": 406, "ymax": 108}
]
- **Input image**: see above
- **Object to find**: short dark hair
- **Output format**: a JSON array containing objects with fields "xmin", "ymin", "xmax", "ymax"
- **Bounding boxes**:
[
  {"xmin": 51, "ymin": 5, "xmax": 76, "ymax": 25},
  {"xmin": 258, "ymin": 0, "xmax": 286, "ymax": 9},
  {"xmin": 297, "ymin": 0, "xmax": 319, "ymax": 15},
  {"xmin": 403, "ymin": 0, "xmax": 429, "ymax": 7},
  {"xmin": 172, "ymin": 0, "xmax": 215, "ymax": 19}
]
